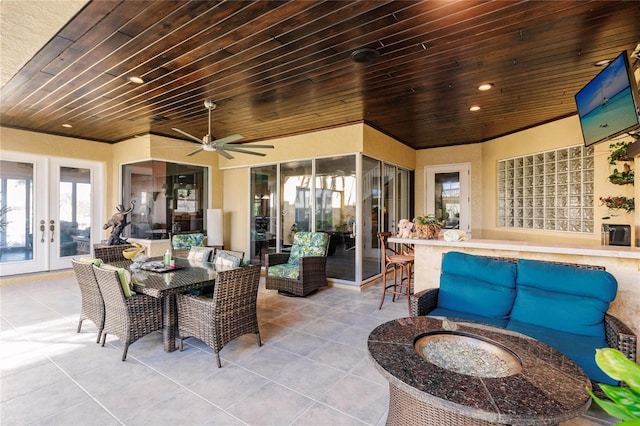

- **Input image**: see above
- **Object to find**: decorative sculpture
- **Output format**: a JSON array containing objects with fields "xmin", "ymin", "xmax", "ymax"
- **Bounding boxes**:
[{"xmin": 103, "ymin": 200, "xmax": 135, "ymax": 245}]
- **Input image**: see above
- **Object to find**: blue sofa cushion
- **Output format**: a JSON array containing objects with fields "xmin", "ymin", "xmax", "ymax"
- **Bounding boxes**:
[
  {"xmin": 429, "ymin": 307, "xmax": 509, "ymax": 328},
  {"xmin": 507, "ymin": 320, "xmax": 616, "ymax": 385},
  {"xmin": 512, "ymin": 259, "xmax": 617, "ymax": 338},
  {"xmin": 437, "ymin": 252, "xmax": 517, "ymax": 319}
]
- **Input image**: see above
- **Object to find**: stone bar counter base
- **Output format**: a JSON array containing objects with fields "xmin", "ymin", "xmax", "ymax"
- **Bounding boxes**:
[{"xmin": 368, "ymin": 316, "xmax": 591, "ymax": 426}]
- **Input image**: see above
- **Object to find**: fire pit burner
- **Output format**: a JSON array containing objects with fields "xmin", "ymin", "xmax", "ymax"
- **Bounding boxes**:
[{"xmin": 415, "ymin": 331, "xmax": 522, "ymax": 378}]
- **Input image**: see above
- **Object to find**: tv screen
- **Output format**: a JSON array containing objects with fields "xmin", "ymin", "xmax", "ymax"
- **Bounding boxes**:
[{"xmin": 574, "ymin": 51, "xmax": 640, "ymax": 146}]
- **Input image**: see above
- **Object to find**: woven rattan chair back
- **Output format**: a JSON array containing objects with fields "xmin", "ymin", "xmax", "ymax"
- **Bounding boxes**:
[
  {"xmin": 92, "ymin": 244, "xmax": 134, "ymax": 263},
  {"xmin": 92, "ymin": 265, "xmax": 162, "ymax": 361},
  {"xmin": 71, "ymin": 258, "xmax": 105, "ymax": 343},
  {"xmin": 177, "ymin": 264, "xmax": 262, "ymax": 367}
]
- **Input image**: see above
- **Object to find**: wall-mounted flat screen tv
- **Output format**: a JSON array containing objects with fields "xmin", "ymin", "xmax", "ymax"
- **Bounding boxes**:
[{"xmin": 574, "ymin": 51, "xmax": 640, "ymax": 147}]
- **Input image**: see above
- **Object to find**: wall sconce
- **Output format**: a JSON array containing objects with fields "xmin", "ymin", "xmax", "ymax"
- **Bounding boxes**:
[{"xmin": 207, "ymin": 209, "xmax": 224, "ymax": 247}]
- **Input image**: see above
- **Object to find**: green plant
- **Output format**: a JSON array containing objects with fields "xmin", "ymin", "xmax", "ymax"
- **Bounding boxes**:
[
  {"xmin": 608, "ymin": 168, "xmax": 635, "ymax": 185},
  {"xmin": 586, "ymin": 348, "xmax": 640, "ymax": 423},
  {"xmin": 600, "ymin": 196, "xmax": 635, "ymax": 213},
  {"xmin": 413, "ymin": 214, "xmax": 441, "ymax": 226},
  {"xmin": 608, "ymin": 141, "xmax": 634, "ymax": 165}
]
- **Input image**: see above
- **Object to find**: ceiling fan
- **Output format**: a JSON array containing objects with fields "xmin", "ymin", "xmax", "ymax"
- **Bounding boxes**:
[{"xmin": 171, "ymin": 100, "xmax": 273, "ymax": 159}]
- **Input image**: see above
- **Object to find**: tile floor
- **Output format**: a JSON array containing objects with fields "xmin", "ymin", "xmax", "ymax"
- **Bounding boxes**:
[{"xmin": 1, "ymin": 271, "xmax": 616, "ymax": 425}]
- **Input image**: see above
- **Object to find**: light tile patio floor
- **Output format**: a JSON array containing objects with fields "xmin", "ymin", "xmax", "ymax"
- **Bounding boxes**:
[{"xmin": 1, "ymin": 270, "xmax": 617, "ymax": 425}]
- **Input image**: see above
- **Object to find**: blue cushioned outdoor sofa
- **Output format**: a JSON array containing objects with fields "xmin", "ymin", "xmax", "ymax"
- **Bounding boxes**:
[{"xmin": 411, "ymin": 251, "xmax": 637, "ymax": 386}]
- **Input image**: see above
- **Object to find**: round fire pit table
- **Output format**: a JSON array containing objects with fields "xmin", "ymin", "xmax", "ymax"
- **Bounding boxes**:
[{"xmin": 368, "ymin": 316, "xmax": 592, "ymax": 426}]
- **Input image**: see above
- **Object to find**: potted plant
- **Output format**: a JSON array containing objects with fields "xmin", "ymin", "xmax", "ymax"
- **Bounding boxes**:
[
  {"xmin": 608, "ymin": 164, "xmax": 634, "ymax": 185},
  {"xmin": 413, "ymin": 215, "xmax": 442, "ymax": 239},
  {"xmin": 608, "ymin": 141, "xmax": 634, "ymax": 165},
  {"xmin": 599, "ymin": 196, "xmax": 635, "ymax": 213},
  {"xmin": 586, "ymin": 348, "xmax": 640, "ymax": 423}
]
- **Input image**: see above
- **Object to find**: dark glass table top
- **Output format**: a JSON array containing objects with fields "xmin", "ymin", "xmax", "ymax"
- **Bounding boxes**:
[{"xmin": 110, "ymin": 257, "xmax": 234, "ymax": 297}]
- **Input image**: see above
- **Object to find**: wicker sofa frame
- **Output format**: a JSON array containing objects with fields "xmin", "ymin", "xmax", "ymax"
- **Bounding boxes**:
[
  {"xmin": 176, "ymin": 264, "xmax": 262, "ymax": 367},
  {"xmin": 71, "ymin": 258, "xmax": 105, "ymax": 343},
  {"xmin": 410, "ymin": 255, "xmax": 637, "ymax": 386},
  {"xmin": 92, "ymin": 265, "xmax": 163, "ymax": 361}
]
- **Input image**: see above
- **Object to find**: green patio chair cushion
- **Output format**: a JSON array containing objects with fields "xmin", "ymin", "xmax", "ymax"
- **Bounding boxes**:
[
  {"xmin": 171, "ymin": 233, "xmax": 205, "ymax": 249},
  {"xmin": 287, "ymin": 232, "xmax": 329, "ymax": 266},
  {"xmin": 268, "ymin": 264, "xmax": 299, "ymax": 280},
  {"xmin": 100, "ymin": 264, "xmax": 134, "ymax": 297}
]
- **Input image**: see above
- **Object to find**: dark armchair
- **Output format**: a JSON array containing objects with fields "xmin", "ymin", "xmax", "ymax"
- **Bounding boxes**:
[{"xmin": 265, "ymin": 231, "xmax": 329, "ymax": 296}]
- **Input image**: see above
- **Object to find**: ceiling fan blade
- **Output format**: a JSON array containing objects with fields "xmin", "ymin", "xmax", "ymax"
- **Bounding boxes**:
[
  {"xmin": 217, "ymin": 149, "xmax": 234, "ymax": 159},
  {"xmin": 172, "ymin": 128, "xmax": 204, "ymax": 145},
  {"xmin": 213, "ymin": 134, "xmax": 244, "ymax": 145},
  {"xmin": 187, "ymin": 147, "xmax": 204, "ymax": 156},
  {"xmin": 222, "ymin": 146, "xmax": 267, "ymax": 156},
  {"xmin": 226, "ymin": 143, "xmax": 274, "ymax": 149}
]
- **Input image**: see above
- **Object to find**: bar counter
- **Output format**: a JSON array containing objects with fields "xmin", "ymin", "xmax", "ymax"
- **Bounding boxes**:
[{"xmin": 388, "ymin": 236, "xmax": 640, "ymax": 340}]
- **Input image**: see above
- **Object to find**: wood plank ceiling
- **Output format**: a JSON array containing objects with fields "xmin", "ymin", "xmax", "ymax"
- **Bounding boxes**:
[{"xmin": 1, "ymin": 0, "xmax": 639, "ymax": 150}]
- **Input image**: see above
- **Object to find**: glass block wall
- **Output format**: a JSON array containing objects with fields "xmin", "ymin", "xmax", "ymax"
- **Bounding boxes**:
[{"xmin": 497, "ymin": 145, "xmax": 594, "ymax": 233}]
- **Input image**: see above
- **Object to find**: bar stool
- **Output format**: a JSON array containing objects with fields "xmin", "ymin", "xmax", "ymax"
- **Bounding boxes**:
[{"xmin": 378, "ymin": 232, "xmax": 414, "ymax": 314}]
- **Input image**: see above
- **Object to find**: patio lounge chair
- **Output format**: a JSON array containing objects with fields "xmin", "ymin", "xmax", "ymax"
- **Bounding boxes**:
[{"xmin": 265, "ymin": 231, "xmax": 329, "ymax": 296}]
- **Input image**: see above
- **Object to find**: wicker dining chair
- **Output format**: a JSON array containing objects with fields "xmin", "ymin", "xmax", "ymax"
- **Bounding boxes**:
[
  {"xmin": 92, "ymin": 265, "xmax": 163, "ymax": 361},
  {"xmin": 71, "ymin": 258, "xmax": 105, "ymax": 343},
  {"xmin": 176, "ymin": 264, "xmax": 262, "ymax": 367}
]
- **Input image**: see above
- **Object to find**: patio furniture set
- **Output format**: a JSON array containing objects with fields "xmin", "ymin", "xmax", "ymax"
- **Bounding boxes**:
[{"xmin": 73, "ymin": 231, "xmax": 332, "ymax": 364}]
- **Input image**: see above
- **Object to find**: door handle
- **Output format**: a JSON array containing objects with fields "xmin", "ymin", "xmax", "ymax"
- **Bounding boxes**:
[
  {"xmin": 49, "ymin": 220, "xmax": 55, "ymax": 243},
  {"xmin": 40, "ymin": 220, "xmax": 45, "ymax": 243}
]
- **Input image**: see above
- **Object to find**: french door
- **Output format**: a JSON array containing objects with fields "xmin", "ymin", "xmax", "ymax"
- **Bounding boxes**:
[{"xmin": 0, "ymin": 152, "xmax": 104, "ymax": 276}]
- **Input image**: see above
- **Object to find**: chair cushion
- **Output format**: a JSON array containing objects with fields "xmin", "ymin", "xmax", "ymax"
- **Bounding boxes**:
[
  {"xmin": 287, "ymin": 232, "xmax": 329, "ymax": 266},
  {"xmin": 511, "ymin": 259, "xmax": 617, "ymax": 338},
  {"xmin": 506, "ymin": 320, "xmax": 616, "ymax": 385},
  {"xmin": 437, "ymin": 252, "xmax": 517, "ymax": 319},
  {"xmin": 187, "ymin": 246, "xmax": 212, "ymax": 263},
  {"xmin": 268, "ymin": 264, "xmax": 299, "ymax": 280},
  {"xmin": 171, "ymin": 233, "xmax": 205, "ymax": 249},
  {"xmin": 213, "ymin": 251, "xmax": 241, "ymax": 269},
  {"xmin": 78, "ymin": 256, "xmax": 103, "ymax": 266},
  {"xmin": 100, "ymin": 264, "xmax": 134, "ymax": 297}
]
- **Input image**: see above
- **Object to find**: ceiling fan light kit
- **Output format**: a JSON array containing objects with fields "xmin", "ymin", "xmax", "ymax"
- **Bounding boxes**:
[{"xmin": 172, "ymin": 100, "xmax": 273, "ymax": 159}]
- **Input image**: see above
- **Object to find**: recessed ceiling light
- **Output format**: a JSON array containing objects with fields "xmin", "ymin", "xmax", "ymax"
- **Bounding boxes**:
[
  {"xmin": 469, "ymin": 105, "xmax": 481, "ymax": 112},
  {"xmin": 128, "ymin": 76, "xmax": 144, "ymax": 84},
  {"xmin": 62, "ymin": 123, "xmax": 72, "ymax": 128},
  {"xmin": 594, "ymin": 59, "xmax": 611, "ymax": 67},
  {"xmin": 477, "ymin": 83, "xmax": 494, "ymax": 91}
]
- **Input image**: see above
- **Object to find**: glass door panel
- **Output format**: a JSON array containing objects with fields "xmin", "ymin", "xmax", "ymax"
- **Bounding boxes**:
[
  {"xmin": 58, "ymin": 166, "xmax": 92, "ymax": 259},
  {"xmin": 250, "ymin": 165, "xmax": 277, "ymax": 265},
  {"xmin": 316, "ymin": 156, "xmax": 356, "ymax": 281},
  {"xmin": 362, "ymin": 156, "xmax": 381, "ymax": 280},
  {"xmin": 0, "ymin": 160, "xmax": 36, "ymax": 270},
  {"xmin": 383, "ymin": 164, "xmax": 396, "ymax": 233},
  {"xmin": 280, "ymin": 160, "xmax": 312, "ymax": 251}
]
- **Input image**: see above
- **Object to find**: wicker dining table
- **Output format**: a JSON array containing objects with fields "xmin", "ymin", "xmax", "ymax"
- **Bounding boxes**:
[{"xmin": 109, "ymin": 257, "xmax": 226, "ymax": 352}]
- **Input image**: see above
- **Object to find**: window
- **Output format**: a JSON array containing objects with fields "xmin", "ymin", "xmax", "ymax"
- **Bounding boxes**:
[
  {"xmin": 122, "ymin": 161, "xmax": 208, "ymax": 239},
  {"xmin": 497, "ymin": 145, "xmax": 594, "ymax": 233}
]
